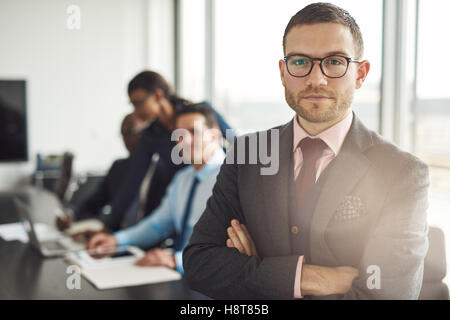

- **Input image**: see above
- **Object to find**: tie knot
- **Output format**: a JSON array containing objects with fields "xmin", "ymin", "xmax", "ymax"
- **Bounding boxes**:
[{"xmin": 298, "ymin": 137, "xmax": 327, "ymax": 161}]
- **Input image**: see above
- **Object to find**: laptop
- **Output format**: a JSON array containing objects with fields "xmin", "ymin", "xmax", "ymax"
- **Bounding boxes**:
[{"xmin": 13, "ymin": 197, "xmax": 84, "ymax": 257}]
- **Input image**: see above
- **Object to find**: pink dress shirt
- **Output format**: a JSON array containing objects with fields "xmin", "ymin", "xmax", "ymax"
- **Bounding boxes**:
[{"xmin": 293, "ymin": 110, "xmax": 353, "ymax": 298}]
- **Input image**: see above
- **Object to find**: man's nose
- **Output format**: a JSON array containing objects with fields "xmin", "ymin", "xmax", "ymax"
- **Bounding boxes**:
[{"xmin": 306, "ymin": 61, "xmax": 328, "ymax": 87}]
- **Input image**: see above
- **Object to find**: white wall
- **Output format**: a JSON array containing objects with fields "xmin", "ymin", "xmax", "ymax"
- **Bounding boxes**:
[{"xmin": 0, "ymin": 0, "xmax": 151, "ymax": 190}]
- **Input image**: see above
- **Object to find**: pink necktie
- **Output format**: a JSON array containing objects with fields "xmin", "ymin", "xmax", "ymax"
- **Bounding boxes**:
[{"xmin": 295, "ymin": 137, "xmax": 327, "ymax": 208}]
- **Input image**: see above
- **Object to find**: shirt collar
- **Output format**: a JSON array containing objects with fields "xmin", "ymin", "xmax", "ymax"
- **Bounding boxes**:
[
  {"xmin": 293, "ymin": 110, "xmax": 353, "ymax": 156},
  {"xmin": 192, "ymin": 147, "xmax": 226, "ymax": 182}
]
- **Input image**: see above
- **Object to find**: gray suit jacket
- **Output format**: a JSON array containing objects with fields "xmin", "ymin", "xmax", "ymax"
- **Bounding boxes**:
[{"xmin": 183, "ymin": 113, "xmax": 430, "ymax": 299}]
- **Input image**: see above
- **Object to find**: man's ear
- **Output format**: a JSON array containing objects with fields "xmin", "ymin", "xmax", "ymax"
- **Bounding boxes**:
[
  {"xmin": 279, "ymin": 59, "xmax": 287, "ymax": 87},
  {"xmin": 355, "ymin": 60, "xmax": 370, "ymax": 89}
]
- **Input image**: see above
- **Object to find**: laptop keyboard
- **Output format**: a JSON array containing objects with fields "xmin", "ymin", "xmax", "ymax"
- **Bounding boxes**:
[{"xmin": 42, "ymin": 241, "xmax": 66, "ymax": 251}]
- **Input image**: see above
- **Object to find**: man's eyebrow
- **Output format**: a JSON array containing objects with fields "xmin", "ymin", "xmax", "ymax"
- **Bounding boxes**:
[{"xmin": 285, "ymin": 51, "xmax": 351, "ymax": 57}]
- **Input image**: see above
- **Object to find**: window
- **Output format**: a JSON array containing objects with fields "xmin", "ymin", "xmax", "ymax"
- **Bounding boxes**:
[
  {"xmin": 213, "ymin": 0, "xmax": 383, "ymax": 133},
  {"xmin": 416, "ymin": 0, "xmax": 450, "ymax": 286},
  {"xmin": 177, "ymin": 0, "xmax": 207, "ymax": 102},
  {"xmin": 416, "ymin": 0, "xmax": 450, "ymax": 166}
]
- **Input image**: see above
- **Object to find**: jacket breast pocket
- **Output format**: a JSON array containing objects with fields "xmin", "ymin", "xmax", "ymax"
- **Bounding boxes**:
[{"xmin": 330, "ymin": 195, "xmax": 366, "ymax": 225}]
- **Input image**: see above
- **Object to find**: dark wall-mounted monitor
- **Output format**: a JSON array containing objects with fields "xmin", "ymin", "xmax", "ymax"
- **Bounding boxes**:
[{"xmin": 0, "ymin": 80, "xmax": 28, "ymax": 162}]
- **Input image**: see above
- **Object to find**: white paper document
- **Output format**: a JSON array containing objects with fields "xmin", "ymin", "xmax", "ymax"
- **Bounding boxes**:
[
  {"xmin": 64, "ymin": 219, "xmax": 104, "ymax": 236},
  {"xmin": 64, "ymin": 246, "xmax": 182, "ymax": 290},
  {"xmin": 0, "ymin": 222, "xmax": 61, "ymax": 243},
  {"xmin": 81, "ymin": 264, "xmax": 182, "ymax": 290}
]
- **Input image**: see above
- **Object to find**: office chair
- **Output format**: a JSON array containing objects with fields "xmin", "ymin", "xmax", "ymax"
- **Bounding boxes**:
[{"xmin": 419, "ymin": 226, "xmax": 449, "ymax": 300}]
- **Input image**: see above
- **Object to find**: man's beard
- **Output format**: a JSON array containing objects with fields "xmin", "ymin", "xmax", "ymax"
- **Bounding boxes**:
[{"xmin": 285, "ymin": 87, "xmax": 354, "ymax": 123}]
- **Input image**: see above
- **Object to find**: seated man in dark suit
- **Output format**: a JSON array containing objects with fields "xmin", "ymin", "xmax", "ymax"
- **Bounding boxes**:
[
  {"xmin": 184, "ymin": 3, "xmax": 429, "ymax": 299},
  {"xmin": 56, "ymin": 112, "xmax": 149, "ymax": 231}
]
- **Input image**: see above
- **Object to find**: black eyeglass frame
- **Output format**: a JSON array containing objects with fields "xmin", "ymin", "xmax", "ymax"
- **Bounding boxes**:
[{"xmin": 283, "ymin": 54, "xmax": 361, "ymax": 79}]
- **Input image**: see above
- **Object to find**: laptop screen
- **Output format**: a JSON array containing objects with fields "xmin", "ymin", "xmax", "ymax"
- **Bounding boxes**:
[{"xmin": 13, "ymin": 197, "xmax": 42, "ymax": 249}]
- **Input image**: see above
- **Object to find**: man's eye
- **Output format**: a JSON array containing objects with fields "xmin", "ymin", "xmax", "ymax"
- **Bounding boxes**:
[
  {"xmin": 328, "ymin": 59, "xmax": 343, "ymax": 65},
  {"xmin": 294, "ymin": 59, "xmax": 308, "ymax": 66}
]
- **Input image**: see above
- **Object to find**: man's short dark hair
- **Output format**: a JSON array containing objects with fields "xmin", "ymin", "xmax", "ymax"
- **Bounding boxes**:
[
  {"xmin": 283, "ymin": 2, "xmax": 364, "ymax": 59},
  {"xmin": 176, "ymin": 103, "xmax": 219, "ymax": 129}
]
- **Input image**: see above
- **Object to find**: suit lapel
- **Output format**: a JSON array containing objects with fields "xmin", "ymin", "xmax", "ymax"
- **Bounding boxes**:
[
  {"xmin": 310, "ymin": 114, "xmax": 373, "ymax": 266},
  {"xmin": 260, "ymin": 120, "xmax": 294, "ymax": 256}
]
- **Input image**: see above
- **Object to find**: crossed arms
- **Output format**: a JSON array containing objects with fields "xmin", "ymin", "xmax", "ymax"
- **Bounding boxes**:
[
  {"xmin": 183, "ymin": 153, "xmax": 429, "ymax": 299},
  {"xmin": 226, "ymin": 219, "xmax": 359, "ymax": 297}
]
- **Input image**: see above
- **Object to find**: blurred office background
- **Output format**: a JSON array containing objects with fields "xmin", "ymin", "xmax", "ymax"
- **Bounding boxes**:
[{"xmin": 0, "ymin": 0, "xmax": 449, "ymax": 290}]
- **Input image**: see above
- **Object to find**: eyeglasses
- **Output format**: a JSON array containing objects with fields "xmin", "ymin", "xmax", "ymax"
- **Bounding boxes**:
[
  {"xmin": 284, "ymin": 54, "xmax": 360, "ymax": 78},
  {"xmin": 130, "ymin": 93, "xmax": 152, "ymax": 109}
]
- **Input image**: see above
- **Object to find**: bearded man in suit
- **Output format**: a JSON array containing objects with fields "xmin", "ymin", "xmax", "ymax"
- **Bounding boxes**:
[{"xmin": 183, "ymin": 2, "xmax": 429, "ymax": 300}]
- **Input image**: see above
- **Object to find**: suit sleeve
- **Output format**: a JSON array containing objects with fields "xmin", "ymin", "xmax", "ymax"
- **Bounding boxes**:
[
  {"xmin": 114, "ymin": 175, "xmax": 177, "ymax": 249},
  {"xmin": 101, "ymin": 136, "xmax": 153, "ymax": 231},
  {"xmin": 183, "ymin": 150, "xmax": 300, "ymax": 300},
  {"xmin": 340, "ymin": 157, "xmax": 430, "ymax": 299},
  {"xmin": 74, "ymin": 160, "xmax": 119, "ymax": 221}
]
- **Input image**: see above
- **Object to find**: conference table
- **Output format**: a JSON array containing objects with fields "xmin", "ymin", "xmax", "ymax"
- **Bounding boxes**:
[{"xmin": 0, "ymin": 187, "xmax": 209, "ymax": 300}]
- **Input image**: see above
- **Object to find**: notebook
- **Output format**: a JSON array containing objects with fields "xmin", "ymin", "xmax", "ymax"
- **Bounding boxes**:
[
  {"xmin": 81, "ymin": 264, "xmax": 182, "ymax": 290},
  {"xmin": 64, "ymin": 246, "xmax": 181, "ymax": 289}
]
